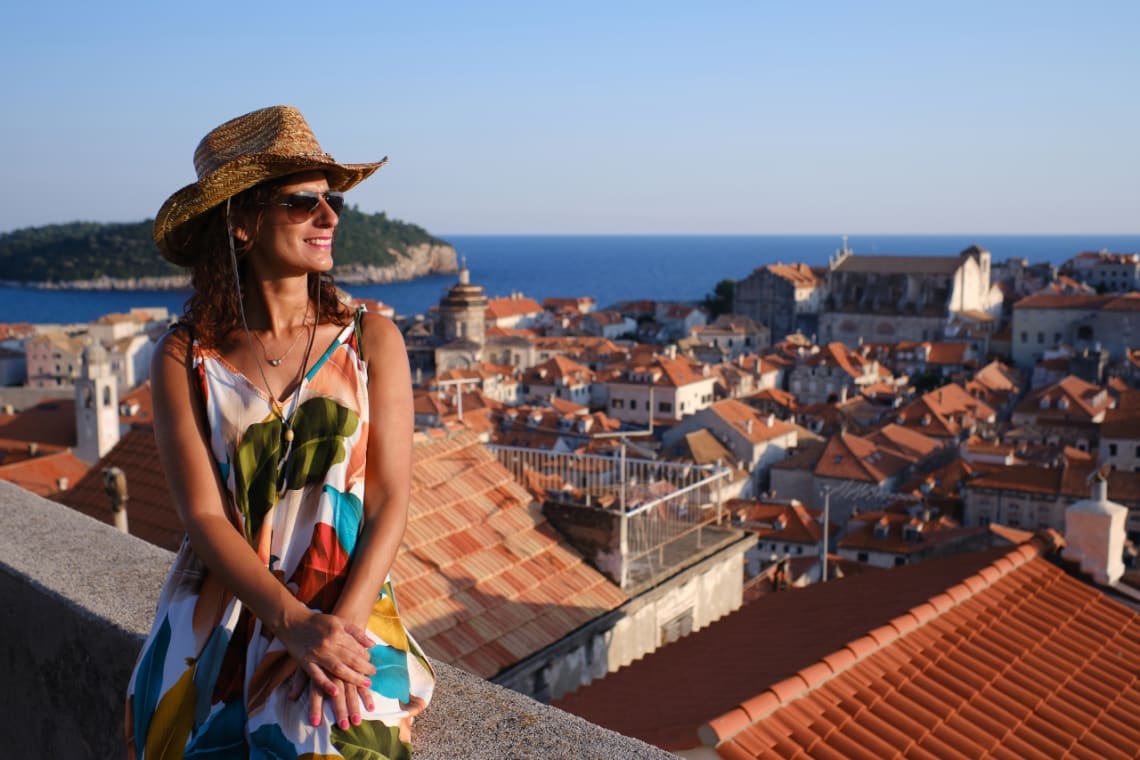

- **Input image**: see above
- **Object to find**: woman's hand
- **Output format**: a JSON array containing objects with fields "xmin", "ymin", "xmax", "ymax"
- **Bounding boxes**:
[
  {"xmin": 289, "ymin": 672, "xmax": 376, "ymax": 729},
  {"xmin": 276, "ymin": 610, "xmax": 375, "ymax": 723}
]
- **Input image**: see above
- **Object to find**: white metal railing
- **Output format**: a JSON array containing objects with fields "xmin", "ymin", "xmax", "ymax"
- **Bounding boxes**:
[{"xmin": 489, "ymin": 443, "xmax": 734, "ymax": 588}]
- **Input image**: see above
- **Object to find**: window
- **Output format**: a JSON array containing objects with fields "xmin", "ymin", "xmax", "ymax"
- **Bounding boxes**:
[
  {"xmin": 658, "ymin": 401, "xmax": 672, "ymax": 413},
  {"xmin": 611, "ymin": 399, "xmax": 624, "ymax": 409},
  {"xmin": 1020, "ymin": 332, "xmax": 1028, "ymax": 343},
  {"xmin": 894, "ymin": 556, "xmax": 907, "ymax": 567},
  {"xmin": 1037, "ymin": 332, "xmax": 1045, "ymax": 344},
  {"xmin": 1135, "ymin": 445, "xmax": 1140, "ymax": 458},
  {"xmin": 857, "ymin": 552, "xmax": 869, "ymax": 563},
  {"xmin": 659, "ymin": 609, "xmax": 694, "ymax": 646},
  {"xmin": 1109, "ymin": 443, "xmax": 1118, "ymax": 456},
  {"xmin": 629, "ymin": 400, "xmax": 637, "ymax": 410}
]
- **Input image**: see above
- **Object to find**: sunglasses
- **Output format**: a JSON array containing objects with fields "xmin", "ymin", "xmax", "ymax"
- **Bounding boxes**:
[{"xmin": 268, "ymin": 191, "xmax": 345, "ymax": 223}]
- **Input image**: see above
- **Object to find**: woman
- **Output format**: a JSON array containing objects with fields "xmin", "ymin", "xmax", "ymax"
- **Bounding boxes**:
[{"xmin": 126, "ymin": 106, "xmax": 434, "ymax": 759}]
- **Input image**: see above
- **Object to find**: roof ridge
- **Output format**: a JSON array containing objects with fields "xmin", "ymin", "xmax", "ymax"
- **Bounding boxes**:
[{"xmin": 698, "ymin": 539, "xmax": 1048, "ymax": 748}]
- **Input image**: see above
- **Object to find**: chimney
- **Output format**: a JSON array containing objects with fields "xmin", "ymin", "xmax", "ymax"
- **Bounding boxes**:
[
  {"xmin": 766, "ymin": 413, "xmax": 775, "ymax": 428},
  {"xmin": 28, "ymin": 442, "xmax": 39, "ymax": 457},
  {"xmin": 745, "ymin": 419, "xmax": 753, "ymax": 434},
  {"xmin": 102, "ymin": 466, "xmax": 130, "ymax": 534},
  {"xmin": 56, "ymin": 477, "xmax": 69, "ymax": 491},
  {"xmin": 1063, "ymin": 471, "xmax": 1126, "ymax": 585}
]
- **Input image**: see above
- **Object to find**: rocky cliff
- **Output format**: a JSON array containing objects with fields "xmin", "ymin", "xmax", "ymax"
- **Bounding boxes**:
[
  {"xmin": 14, "ymin": 242, "xmax": 459, "ymax": 290},
  {"xmin": 336, "ymin": 242, "xmax": 459, "ymax": 284}
]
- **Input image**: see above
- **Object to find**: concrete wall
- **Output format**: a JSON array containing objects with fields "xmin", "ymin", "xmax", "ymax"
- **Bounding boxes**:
[
  {"xmin": 0, "ymin": 481, "xmax": 674, "ymax": 760},
  {"xmin": 496, "ymin": 537, "xmax": 748, "ymax": 702}
]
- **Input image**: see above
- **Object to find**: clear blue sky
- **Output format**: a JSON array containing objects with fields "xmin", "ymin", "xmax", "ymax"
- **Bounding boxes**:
[{"xmin": 2, "ymin": 1, "xmax": 1136, "ymax": 235}]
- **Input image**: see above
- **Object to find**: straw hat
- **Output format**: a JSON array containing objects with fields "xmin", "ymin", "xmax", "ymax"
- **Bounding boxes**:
[{"xmin": 154, "ymin": 105, "xmax": 387, "ymax": 265}]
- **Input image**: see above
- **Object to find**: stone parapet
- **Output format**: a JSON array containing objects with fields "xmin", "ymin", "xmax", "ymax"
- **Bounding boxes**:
[{"xmin": 0, "ymin": 481, "xmax": 674, "ymax": 760}]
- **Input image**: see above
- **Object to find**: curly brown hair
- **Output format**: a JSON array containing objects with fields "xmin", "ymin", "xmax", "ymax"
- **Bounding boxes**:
[{"xmin": 180, "ymin": 178, "xmax": 351, "ymax": 347}]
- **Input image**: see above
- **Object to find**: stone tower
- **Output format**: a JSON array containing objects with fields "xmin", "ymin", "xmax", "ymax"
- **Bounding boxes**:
[
  {"xmin": 438, "ymin": 258, "xmax": 488, "ymax": 346},
  {"xmin": 75, "ymin": 343, "xmax": 120, "ymax": 463}
]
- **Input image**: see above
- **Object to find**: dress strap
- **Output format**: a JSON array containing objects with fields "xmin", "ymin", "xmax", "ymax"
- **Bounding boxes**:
[{"xmin": 353, "ymin": 306, "xmax": 367, "ymax": 363}]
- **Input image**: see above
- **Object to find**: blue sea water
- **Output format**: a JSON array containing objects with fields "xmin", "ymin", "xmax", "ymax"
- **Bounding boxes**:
[{"xmin": 2, "ymin": 234, "xmax": 1138, "ymax": 325}]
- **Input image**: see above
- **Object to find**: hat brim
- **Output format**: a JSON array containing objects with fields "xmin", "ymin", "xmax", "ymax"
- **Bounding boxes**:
[{"xmin": 154, "ymin": 153, "xmax": 387, "ymax": 266}]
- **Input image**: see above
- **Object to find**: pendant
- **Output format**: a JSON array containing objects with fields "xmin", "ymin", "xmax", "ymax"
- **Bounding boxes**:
[
  {"xmin": 269, "ymin": 358, "xmax": 282, "ymax": 367},
  {"xmin": 284, "ymin": 427, "xmax": 294, "ymax": 443}
]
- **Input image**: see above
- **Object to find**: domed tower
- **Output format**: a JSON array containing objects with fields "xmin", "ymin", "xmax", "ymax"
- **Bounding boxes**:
[
  {"xmin": 438, "ymin": 258, "xmax": 488, "ymax": 346},
  {"xmin": 75, "ymin": 342, "xmax": 120, "ymax": 463}
]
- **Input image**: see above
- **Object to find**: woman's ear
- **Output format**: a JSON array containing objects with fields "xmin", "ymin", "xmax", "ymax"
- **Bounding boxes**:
[{"xmin": 231, "ymin": 221, "xmax": 251, "ymax": 243}]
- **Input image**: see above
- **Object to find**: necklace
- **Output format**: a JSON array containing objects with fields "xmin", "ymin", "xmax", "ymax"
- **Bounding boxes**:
[
  {"xmin": 253, "ymin": 312, "xmax": 311, "ymax": 367},
  {"xmin": 225, "ymin": 199, "xmax": 319, "ymax": 494}
]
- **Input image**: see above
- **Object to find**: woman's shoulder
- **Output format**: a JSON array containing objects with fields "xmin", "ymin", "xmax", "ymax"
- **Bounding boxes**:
[
  {"xmin": 153, "ymin": 322, "xmax": 196, "ymax": 361},
  {"xmin": 357, "ymin": 311, "xmax": 406, "ymax": 355}
]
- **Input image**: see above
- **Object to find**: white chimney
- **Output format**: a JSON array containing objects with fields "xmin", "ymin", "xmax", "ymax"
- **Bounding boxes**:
[{"xmin": 1063, "ymin": 474, "xmax": 1127, "ymax": 585}]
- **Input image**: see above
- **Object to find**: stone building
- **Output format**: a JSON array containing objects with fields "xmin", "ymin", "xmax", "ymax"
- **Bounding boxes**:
[
  {"xmin": 25, "ymin": 331, "xmax": 89, "ymax": 389},
  {"xmin": 733, "ymin": 262, "xmax": 825, "ymax": 342},
  {"xmin": 1010, "ymin": 292, "xmax": 1140, "ymax": 369},
  {"xmin": 820, "ymin": 244, "xmax": 1003, "ymax": 347},
  {"xmin": 1061, "ymin": 250, "xmax": 1140, "ymax": 292}
]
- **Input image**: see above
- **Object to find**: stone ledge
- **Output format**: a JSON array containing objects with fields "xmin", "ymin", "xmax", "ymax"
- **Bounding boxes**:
[{"xmin": 0, "ymin": 481, "xmax": 675, "ymax": 759}]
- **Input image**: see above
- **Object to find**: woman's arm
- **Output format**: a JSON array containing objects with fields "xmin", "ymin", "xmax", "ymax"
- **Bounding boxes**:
[
  {"xmin": 150, "ymin": 328, "xmax": 375, "ymax": 701},
  {"xmin": 293, "ymin": 313, "xmax": 414, "ymax": 727},
  {"xmin": 332, "ymin": 313, "xmax": 414, "ymax": 628}
]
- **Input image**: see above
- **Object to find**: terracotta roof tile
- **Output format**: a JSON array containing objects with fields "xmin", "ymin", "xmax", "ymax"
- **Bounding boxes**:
[
  {"xmin": 0, "ymin": 397, "xmax": 77, "ymax": 447},
  {"xmin": 553, "ymin": 545, "xmax": 1025, "ymax": 750},
  {"xmin": 0, "ymin": 449, "xmax": 90, "ymax": 498},
  {"xmin": 700, "ymin": 539, "xmax": 1140, "ymax": 758},
  {"xmin": 398, "ymin": 430, "xmax": 626, "ymax": 678}
]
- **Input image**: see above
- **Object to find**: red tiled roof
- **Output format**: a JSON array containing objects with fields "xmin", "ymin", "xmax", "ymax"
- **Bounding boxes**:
[
  {"xmin": 966, "ymin": 461, "xmax": 1140, "ymax": 504},
  {"xmin": 864, "ymin": 423, "xmax": 941, "ymax": 461},
  {"xmin": 837, "ymin": 511, "xmax": 985, "ymax": 555},
  {"xmin": 0, "ymin": 449, "xmax": 90, "ymax": 498},
  {"xmin": 743, "ymin": 387, "xmax": 798, "ymax": 410},
  {"xmin": 553, "ymin": 543, "xmax": 1033, "ymax": 751},
  {"xmin": 1014, "ymin": 375, "xmax": 1110, "ymax": 422},
  {"xmin": 766, "ymin": 263, "xmax": 820, "ymax": 288},
  {"xmin": 705, "ymin": 539, "xmax": 1140, "ymax": 759},
  {"xmin": 729, "ymin": 499, "xmax": 825, "ymax": 545},
  {"xmin": 803, "ymin": 342, "xmax": 870, "ymax": 380},
  {"xmin": 708, "ymin": 399, "xmax": 798, "ymax": 444},
  {"xmin": 924, "ymin": 342, "xmax": 969, "ymax": 365},
  {"xmin": 396, "ymin": 430, "xmax": 627, "ymax": 678},
  {"xmin": 521, "ymin": 355, "xmax": 595, "ymax": 386},
  {"xmin": 485, "ymin": 295, "xmax": 544, "ymax": 320},
  {"xmin": 813, "ymin": 432, "xmax": 913, "ymax": 483},
  {"xmin": 0, "ymin": 397, "xmax": 77, "ymax": 447},
  {"xmin": 55, "ymin": 427, "xmax": 182, "ymax": 550},
  {"xmin": 119, "ymin": 381, "xmax": 154, "ymax": 427}
]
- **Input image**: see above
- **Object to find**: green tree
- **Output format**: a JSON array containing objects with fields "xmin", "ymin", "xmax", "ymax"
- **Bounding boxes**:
[{"xmin": 702, "ymin": 278, "xmax": 736, "ymax": 319}]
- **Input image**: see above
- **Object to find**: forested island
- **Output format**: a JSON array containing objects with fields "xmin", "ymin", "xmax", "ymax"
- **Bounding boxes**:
[{"xmin": 0, "ymin": 207, "xmax": 457, "ymax": 289}]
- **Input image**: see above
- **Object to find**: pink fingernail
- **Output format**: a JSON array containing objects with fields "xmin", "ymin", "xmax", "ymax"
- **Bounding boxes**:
[
  {"xmin": 339, "ymin": 719, "xmax": 350, "ymax": 729},
  {"xmin": 311, "ymin": 715, "xmax": 321, "ymax": 727},
  {"xmin": 351, "ymin": 713, "xmax": 361, "ymax": 725},
  {"xmin": 366, "ymin": 703, "xmax": 374, "ymax": 711}
]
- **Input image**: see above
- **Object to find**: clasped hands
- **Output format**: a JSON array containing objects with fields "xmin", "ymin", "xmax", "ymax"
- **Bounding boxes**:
[{"xmin": 277, "ymin": 611, "xmax": 376, "ymax": 729}]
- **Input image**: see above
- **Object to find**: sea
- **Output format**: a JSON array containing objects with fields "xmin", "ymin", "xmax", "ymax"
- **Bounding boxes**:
[{"xmin": 2, "ymin": 234, "xmax": 1139, "ymax": 325}]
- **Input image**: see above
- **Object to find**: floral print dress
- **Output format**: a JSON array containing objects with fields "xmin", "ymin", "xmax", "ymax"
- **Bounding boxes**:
[{"xmin": 126, "ymin": 313, "xmax": 434, "ymax": 759}]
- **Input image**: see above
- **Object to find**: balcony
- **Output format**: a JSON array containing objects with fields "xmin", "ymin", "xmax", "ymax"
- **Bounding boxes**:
[{"xmin": 490, "ymin": 444, "xmax": 740, "ymax": 592}]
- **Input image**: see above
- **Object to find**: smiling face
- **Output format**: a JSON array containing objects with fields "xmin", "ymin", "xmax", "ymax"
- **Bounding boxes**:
[{"xmin": 237, "ymin": 170, "xmax": 340, "ymax": 280}]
